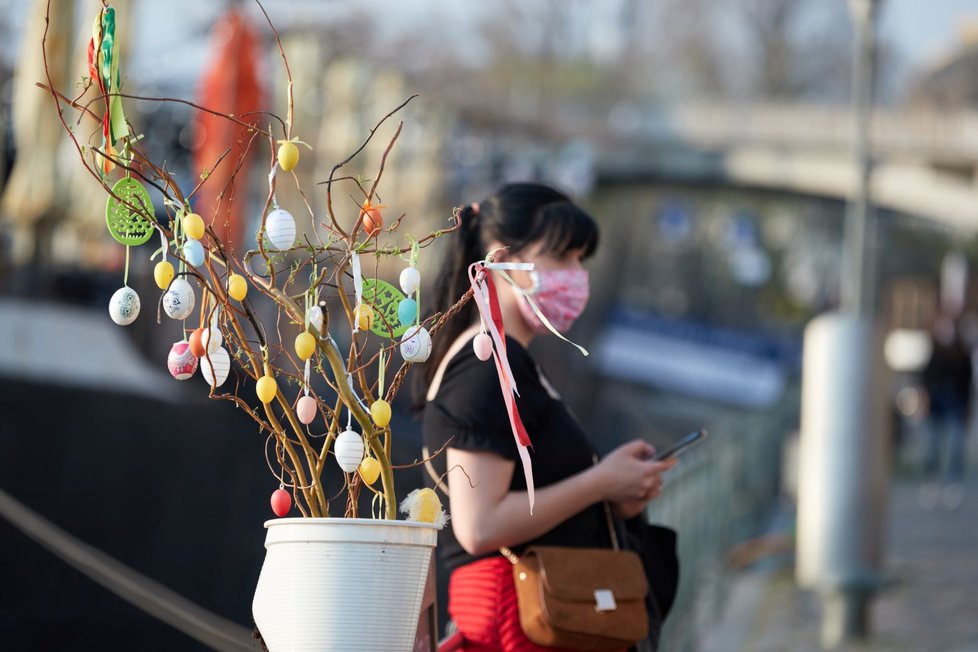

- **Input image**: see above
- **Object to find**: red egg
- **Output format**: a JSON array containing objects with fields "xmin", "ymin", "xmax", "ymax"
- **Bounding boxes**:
[
  {"xmin": 473, "ymin": 332, "xmax": 493, "ymax": 361},
  {"xmin": 188, "ymin": 328, "xmax": 205, "ymax": 358},
  {"xmin": 270, "ymin": 488, "xmax": 291, "ymax": 517}
]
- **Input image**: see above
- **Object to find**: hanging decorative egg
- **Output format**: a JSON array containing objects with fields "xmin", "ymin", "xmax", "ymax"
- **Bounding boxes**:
[
  {"xmin": 399, "ymin": 266, "xmax": 420, "ymax": 295},
  {"xmin": 296, "ymin": 395, "xmax": 318, "ymax": 425},
  {"xmin": 370, "ymin": 399, "xmax": 392, "ymax": 428},
  {"xmin": 360, "ymin": 201, "xmax": 383, "ymax": 237},
  {"xmin": 307, "ymin": 305, "xmax": 324, "ymax": 334},
  {"xmin": 277, "ymin": 141, "xmax": 299, "ymax": 171},
  {"xmin": 265, "ymin": 208, "xmax": 296, "ymax": 250},
  {"xmin": 108, "ymin": 286, "xmax": 140, "ymax": 326},
  {"xmin": 334, "ymin": 429, "xmax": 365, "ymax": 473},
  {"xmin": 183, "ymin": 212, "xmax": 205, "ymax": 240},
  {"xmin": 167, "ymin": 341, "xmax": 198, "ymax": 380},
  {"xmin": 162, "ymin": 278, "xmax": 195, "ymax": 320},
  {"xmin": 295, "ymin": 331, "xmax": 316, "ymax": 361},
  {"xmin": 154, "ymin": 261, "xmax": 174, "ymax": 290},
  {"xmin": 183, "ymin": 239, "xmax": 205, "ymax": 267},
  {"xmin": 228, "ymin": 274, "xmax": 248, "ymax": 301},
  {"xmin": 473, "ymin": 332, "xmax": 493, "ymax": 361},
  {"xmin": 256, "ymin": 374, "xmax": 278, "ymax": 404},
  {"xmin": 399, "ymin": 487, "xmax": 447, "ymax": 526},
  {"xmin": 188, "ymin": 328, "xmax": 206, "ymax": 357},
  {"xmin": 201, "ymin": 326, "xmax": 223, "ymax": 353},
  {"xmin": 270, "ymin": 488, "xmax": 291, "ymax": 517},
  {"xmin": 400, "ymin": 325, "xmax": 432, "ymax": 363},
  {"xmin": 200, "ymin": 346, "xmax": 231, "ymax": 388},
  {"xmin": 354, "ymin": 303, "xmax": 374, "ymax": 331},
  {"xmin": 358, "ymin": 457, "xmax": 381, "ymax": 485},
  {"xmin": 397, "ymin": 298, "xmax": 418, "ymax": 327}
]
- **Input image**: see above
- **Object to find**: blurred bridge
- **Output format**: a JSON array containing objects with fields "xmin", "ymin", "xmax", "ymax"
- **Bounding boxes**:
[{"xmin": 598, "ymin": 102, "xmax": 978, "ymax": 232}]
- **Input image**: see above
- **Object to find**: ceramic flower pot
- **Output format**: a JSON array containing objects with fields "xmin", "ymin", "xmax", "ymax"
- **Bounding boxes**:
[{"xmin": 252, "ymin": 517, "xmax": 438, "ymax": 651}]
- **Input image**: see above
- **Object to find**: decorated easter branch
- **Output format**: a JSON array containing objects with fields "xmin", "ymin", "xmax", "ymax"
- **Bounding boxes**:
[{"xmin": 42, "ymin": 0, "xmax": 474, "ymax": 524}]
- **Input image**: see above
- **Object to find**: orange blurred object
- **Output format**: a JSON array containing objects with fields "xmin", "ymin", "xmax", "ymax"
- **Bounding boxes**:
[{"xmin": 192, "ymin": 9, "xmax": 263, "ymax": 252}]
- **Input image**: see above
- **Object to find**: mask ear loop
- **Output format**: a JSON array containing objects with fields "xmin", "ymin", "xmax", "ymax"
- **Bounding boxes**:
[{"xmin": 494, "ymin": 268, "xmax": 589, "ymax": 357}]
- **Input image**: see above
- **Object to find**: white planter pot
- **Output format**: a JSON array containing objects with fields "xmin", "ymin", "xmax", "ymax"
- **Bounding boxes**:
[{"xmin": 252, "ymin": 517, "xmax": 438, "ymax": 652}]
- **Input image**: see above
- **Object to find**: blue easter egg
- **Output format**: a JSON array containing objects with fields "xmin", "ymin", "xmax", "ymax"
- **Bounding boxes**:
[
  {"xmin": 398, "ymin": 298, "xmax": 418, "ymax": 326},
  {"xmin": 183, "ymin": 239, "xmax": 205, "ymax": 267}
]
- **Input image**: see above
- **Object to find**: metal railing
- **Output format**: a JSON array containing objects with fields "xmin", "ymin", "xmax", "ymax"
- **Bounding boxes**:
[{"xmin": 646, "ymin": 384, "xmax": 800, "ymax": 652}]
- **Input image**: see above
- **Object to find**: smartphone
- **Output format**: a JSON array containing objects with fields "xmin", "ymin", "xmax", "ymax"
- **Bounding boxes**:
[{"xmin": 655, "ymin": 429, "xmax": 709, "ymax": 460}]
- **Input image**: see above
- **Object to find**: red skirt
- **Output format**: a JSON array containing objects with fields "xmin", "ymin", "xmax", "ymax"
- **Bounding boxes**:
[{"xmin": 445, "ymin": 556, "xmax": 626, "ymax": 652}]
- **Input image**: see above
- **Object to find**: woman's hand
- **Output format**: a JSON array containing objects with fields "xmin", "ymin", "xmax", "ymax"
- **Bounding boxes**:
[{"xmin": 595, "ymin": 439, "xmax": 677, "ymax": 518}]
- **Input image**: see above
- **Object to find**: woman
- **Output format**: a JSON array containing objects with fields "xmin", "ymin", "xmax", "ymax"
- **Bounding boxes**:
[{"xmin": 422, "ymin": 183, "xmax": 676, "ymax": 652}]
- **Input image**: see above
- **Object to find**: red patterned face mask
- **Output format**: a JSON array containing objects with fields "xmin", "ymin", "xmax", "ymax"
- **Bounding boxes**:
[{"xmin": 515, "ymin": 268, "xmax": 590, "ymax": 333}]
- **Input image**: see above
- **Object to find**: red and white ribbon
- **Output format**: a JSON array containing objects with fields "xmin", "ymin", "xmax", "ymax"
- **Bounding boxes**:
[{"xmin": 468, "ymin": 260, "xmax": 536, "ymax": 513}]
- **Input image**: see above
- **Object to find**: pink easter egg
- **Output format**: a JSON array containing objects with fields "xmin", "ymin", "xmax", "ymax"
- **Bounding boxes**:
[
  {"xmin": 473, "ymin": 332, "xmax": 493, "ymax": 361},
  {"xmin": 296, "ymin": 395, "xmax": 318, "ymax": 425},
  {"xmin": 167, "ymin": 341, "xmax": 198, "ymax": 380}
]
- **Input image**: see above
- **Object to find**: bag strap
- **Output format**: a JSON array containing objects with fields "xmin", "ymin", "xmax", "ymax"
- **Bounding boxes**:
[{"xmin": 500, "ymin": 455, "xmax": 619, "ymax": 565}]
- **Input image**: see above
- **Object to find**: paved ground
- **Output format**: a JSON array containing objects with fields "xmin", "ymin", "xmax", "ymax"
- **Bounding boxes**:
[{"xmin": 702, "ymin": 475, "xmax": 978, "ymax": 652}]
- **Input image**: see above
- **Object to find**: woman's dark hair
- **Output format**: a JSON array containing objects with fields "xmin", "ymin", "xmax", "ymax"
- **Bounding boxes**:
[{"xmin": 422, "ymin": 182, "xmax": 598, "ymax": 390}]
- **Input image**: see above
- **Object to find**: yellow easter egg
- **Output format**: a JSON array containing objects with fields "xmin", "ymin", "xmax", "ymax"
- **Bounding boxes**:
[
  {"xmin": 277, "ymin": 141, "xmax": 299, "ymax": 171},
  {"xmin": 358, "ymin": 457, "xmax": 381, "ymax": 485},
  {"xmin": 370, "ymin": 399, "xmax": 392, "ymax": 428},
  {"xmin": 228, "ymin": 274, "xmax": 248, "ymax": 301},
  {"xmin": 154, "ymin": 261, "xmax": 174, "ymax": 290},
  {"xmin": 183, "ymin": 213, "xmax": 205, "ymax": 240},
  {"xmin": 354, "ymin": 303, "xmax": 374, "ymax": 331},
  {"xmin": 256, "ymin": 374, "xmax": 278, "ymax": 404},
  {"xmin": 413, "ymin": 488, "xmax": 441, "ymax": 524},
  {"xmin": 295, "ymin": 331, "xmax": 317, "ymax": 361}
]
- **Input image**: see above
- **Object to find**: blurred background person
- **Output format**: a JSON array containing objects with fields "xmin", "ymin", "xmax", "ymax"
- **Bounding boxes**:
[{"xmin": 919, "ymin": 313, "xmax": 973, "ymax": 509}]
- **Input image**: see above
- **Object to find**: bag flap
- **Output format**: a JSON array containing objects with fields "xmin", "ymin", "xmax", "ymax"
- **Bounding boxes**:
[{"xmin": 526, "ymin": 546, "xmax": 648, "ymax": 603}]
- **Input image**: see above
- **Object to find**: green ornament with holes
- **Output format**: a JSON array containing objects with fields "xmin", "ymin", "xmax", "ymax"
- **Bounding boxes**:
[{"xmin": 105, "ymin": 177, "xmax": 154, "ymax": 246}]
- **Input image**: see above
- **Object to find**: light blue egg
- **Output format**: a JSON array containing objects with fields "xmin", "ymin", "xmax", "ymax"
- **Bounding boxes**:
[
  {"xmin": 398, "ymin": 298, "xmax": 418, "ymax": 326},
  {"xmin": 183, "ymin": 239, "xmax": 205, "ymax": 267}
]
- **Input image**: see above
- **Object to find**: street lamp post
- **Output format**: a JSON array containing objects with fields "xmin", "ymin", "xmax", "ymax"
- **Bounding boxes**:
[
  {"xmin": 842, "ymin": 0, "xmax": 880, "ymax": 317},
  {"xmin": 797, "ymin": 1, "xmax": 888, "ymax": 649}
]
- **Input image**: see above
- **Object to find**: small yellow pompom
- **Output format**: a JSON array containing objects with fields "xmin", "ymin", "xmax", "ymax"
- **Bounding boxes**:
[
  {"xmin": 228, "ymin": 274, "xmax": 248, "ymax": 301},
  {"xmin": 358, "ymin": 457, "xmax": 381, "ymax": 485},
  {"xmin": 370, "ymin": 399, "xmax": 392, "ymax": 428},
  {"xmin": 400, "ymin": 487, "xmax": 447, "ymax": 527},
  {"xmin": 183, "ymin": 213, "xmax": 205, "ymax": 240},
  {"xmin": 295, "ymin": 331, "xmax": 317, "ymax": 361},
  {"xmin": 256, "ymin": 374, "xmax": 278, "ymax": 404},
  {"xmin": 277, "ymin": 141, "xmax": 299, "ymax": 171},
  {"xmin": 354, "ymin": 304, "xmax": 374, "ymax": 331},
  {"xmin": 154, "ymin": 261, "xmax": 174, "ymax": 290}
]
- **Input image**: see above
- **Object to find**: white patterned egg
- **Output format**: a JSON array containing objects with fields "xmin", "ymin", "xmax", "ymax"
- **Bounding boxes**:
[
  {"xmin": 334, "ymin": 429, "xmax": 365, "ymax": 473},
  {"xmin": 200, "ymin": 346, "xmax": 231, "ymax": 388},
  {"xmin": 163, "ymin": 278, "xmax": 195, "ymax": 320},
  {"xmin": 400, "ymin": 325, "xmax": 432, "ymax": 363},
  {"xmin": 201, "ymin": 326, "xmax": 223, "ymax": 353},
  {"xmin": 265, "ymin": 208, "xmax": 296, "ymax": 251},
  {"xmin": 108, "ymin": 286, "xmax": 140, "ymax": 326}
]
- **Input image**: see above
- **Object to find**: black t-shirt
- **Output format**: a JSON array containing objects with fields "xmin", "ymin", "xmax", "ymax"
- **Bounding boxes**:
[{"xmin": 422, "ymin": 335, "xmax": 612, "ymax": 571}]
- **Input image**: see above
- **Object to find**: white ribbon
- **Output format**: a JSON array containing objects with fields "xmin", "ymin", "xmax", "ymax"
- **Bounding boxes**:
[{"xmin": 351, "ymin": 252, "xmax": 363, "ymax": 333}]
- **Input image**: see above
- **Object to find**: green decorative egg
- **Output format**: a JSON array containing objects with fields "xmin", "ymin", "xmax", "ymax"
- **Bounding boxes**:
[
  {"xmin": 362, "ymin": 278, "xmax": 409, "ymax": 338},
  {"xmin": 105, "ymin": 177, "xmax": 155, "ymax": 246}
]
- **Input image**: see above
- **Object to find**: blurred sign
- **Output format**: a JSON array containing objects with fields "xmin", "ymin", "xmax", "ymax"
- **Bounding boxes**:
[{"xmin": 593, "ymin": 308, "xmax": 798, "ymax": 408}]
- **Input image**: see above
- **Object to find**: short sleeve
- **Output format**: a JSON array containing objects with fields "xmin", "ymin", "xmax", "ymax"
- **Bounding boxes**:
[{"xmin": 422, "ymin": 349, "xmax": 520, "ymax": 462}]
